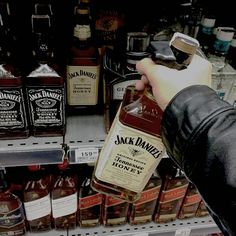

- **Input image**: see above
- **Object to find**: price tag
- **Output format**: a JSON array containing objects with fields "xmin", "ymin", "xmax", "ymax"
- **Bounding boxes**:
[
  {"xmin": 175, "ymin": 227, "xmax": 191, "ymax": 236},
  {"xmin": 75, "ymin": 147, "xmax": 99, "ymax": 163}
]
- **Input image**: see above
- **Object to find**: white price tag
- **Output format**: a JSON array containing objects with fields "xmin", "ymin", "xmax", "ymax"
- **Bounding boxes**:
[
  {"xmin": 175, "ymin": 227, "xmax": 191, "ymax": 236},
  {"xmin": 75, "ymin": 147, "xmax": 99, "ymax": 163}
]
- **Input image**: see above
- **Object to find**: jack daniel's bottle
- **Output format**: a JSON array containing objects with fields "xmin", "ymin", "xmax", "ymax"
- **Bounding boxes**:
[
  {"xmin": 25, "ymin": 14, "xmax": 65, "ymax": 137},
  {"xmin": 91, "ymin": 33, "xmax": 199, "ymax": 202},
  {"xmin": 66, "ymin": 3, "xmax": 101, "ymax": 114},
  {"xmin": 0, "ymin": 13, "xmax": 29, "ymax": 139}
]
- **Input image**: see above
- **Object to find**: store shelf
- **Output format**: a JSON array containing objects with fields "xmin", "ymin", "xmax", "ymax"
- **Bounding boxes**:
[
  {"xmin": 25, "ymin": 230, "xmax": 67, "ymax": 236},
  {"xmin": 0, "ymin": 136, "xmax": 64, "ymax": 167},
  {"xmin": 68, "ymin": 216, "xmax": 220, "ymax": 236},
  {"xmin": 65, "ymin": 115, "xmax": 106, "ymax": 164}
]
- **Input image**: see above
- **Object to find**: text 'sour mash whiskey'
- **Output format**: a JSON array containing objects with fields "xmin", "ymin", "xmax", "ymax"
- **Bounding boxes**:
[{"xmin": 91, "ymin": 33, "xmax": 199, "ymax": 202}]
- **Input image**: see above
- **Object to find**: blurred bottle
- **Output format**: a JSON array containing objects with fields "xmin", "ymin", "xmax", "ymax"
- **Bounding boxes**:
[
  {"xmin": 23, "ymin": 165, "xmax": 52, "ymax": 232},
  {"xmin": 0, "ymin": 168, "xmax": 26, "ymax": 236}
]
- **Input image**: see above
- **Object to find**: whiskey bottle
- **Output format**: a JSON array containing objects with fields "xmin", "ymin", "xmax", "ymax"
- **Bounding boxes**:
[
  {"xmin": 128, "ymin": 169, "xmax": 162, "ymax": 225},
  {"xmin": 0, "ymin": 13, "xmax": 29, "ymax": 139},
  {"xmin": 66, "ymin": 3, "xmax": 101, "ymax": 114},
  {"xmin": 91, "ymin": 33, "xmax": 199, "ymax": 202},
  {"xmin": 0, "ymin": 169, "xmax": 26, "ymax": 236},
  {"xmin": 102, "ymin": 194, "xmax": 129, "ymax": 226},
  {"xmin": 78, "ymin": 166, "xmax": 103, "ymax": 227},
  {"xmin": 178, "ymin": 182, "xmax": 201, "ymax": 219},
  {"xmin": 153, "ymin": 159, "xmax": 189, "ymax": 223},
  {"xmin": 23, "ymin": 165, "xmax": 52, "ymax": 232},
  {"xmin": 51, "ymin": 159, "xmax": 78, "ymax": 230},
  {"xmin": 25, "ymin": 14, "xmax": 65, "ymax": 137}
]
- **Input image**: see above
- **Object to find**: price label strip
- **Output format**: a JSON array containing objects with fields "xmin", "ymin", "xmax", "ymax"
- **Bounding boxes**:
[
  {"xmin": 175, "ymin": 227, "xmax": 191, "ymax": 236},
  {"xmin": 75, "ymin": 147, "xmax": 99, "ymax": 163}
]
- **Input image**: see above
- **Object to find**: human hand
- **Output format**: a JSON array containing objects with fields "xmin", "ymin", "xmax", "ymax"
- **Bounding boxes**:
[{"xmin": 135, "ymin": 54, "xmax": 212, "ymax": 110}]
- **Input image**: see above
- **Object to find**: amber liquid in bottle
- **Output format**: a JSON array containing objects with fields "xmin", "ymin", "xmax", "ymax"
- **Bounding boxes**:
[
  {"xmin": 23, "ymin": 166, "xmax": 52, "ymax": 232},
  {"xmin": 78, "ymin": 166, "xmax": 103, "ymax": 227},
  {"xmin": 0, "ymin": 169, "xmax": 26, "ymax": 236},
  {"xmin": 25, "ymin": 15, "xmax": 65, "ymax": 137},
  {"xmin": 51, "ymin": 162, "xmax": 78, "ymax": 230},
  {"xmin": 66, "ymin": 6, "xmax": 101, "ymax": 114}
]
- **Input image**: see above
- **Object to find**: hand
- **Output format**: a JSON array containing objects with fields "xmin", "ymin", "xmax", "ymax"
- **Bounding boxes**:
[{"xmin": 135, "ymin": 54, "xmax": 212, "ymax": 110}]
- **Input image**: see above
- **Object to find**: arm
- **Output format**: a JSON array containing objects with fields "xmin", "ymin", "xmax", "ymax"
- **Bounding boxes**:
[{"xmin": 136, "ymin": 56, "xmax": 236, "ymax": 236}]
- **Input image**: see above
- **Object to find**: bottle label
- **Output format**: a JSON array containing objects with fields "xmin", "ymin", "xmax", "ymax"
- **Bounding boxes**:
[
  {"xmin": 67, "ymin": 65, "xmax": 100, "ymax": 105},
  {"xmin": 183, "ymin": 193, "xmax": 201, "ymax": 205},
  {"xmin": 79, "ymin": 193, "xmax": 103, "ymax": 209},
  {"xmin": 26, "ymin": 88, "xmax": 64, "ymax": 127},
  {"xmin": 95, "ymin": 118, "xmax": 165, "ymax": 193},
  {"xmin": 24, "ymin": 194, "xmax": 51, "ymax": 221},
  {"xmin": 52, "ymin": 192, "xmax": 77, "ymax": 218},
  {"xmin": 0, "ymin": 203, "xmax": 25, "ymax": 228},
  {"xmin": 105, "ymin": 196, "xmax": 126, "ymax": 207},
  {"xmin": 112, "ymin": 80, "xmax": 138, "ymax": 100},
  {"xmin": 74, "ymin": 25, "xmax": 91, "ymax": 40},
  {"xmin": 28, "ymin": 64, "xmax": 60, "ymax": 77},
  {"xmin": 202, "ymin": 26, "xmax": 214, "ymax": 35},
  {"xmin": 0, "ymin": 88, "xmax": 27, "ymax": 129}
]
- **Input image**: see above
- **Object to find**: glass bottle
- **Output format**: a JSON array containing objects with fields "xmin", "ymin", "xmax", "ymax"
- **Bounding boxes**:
[
  {"xmin": 91, "ymin": 33, "xmax": 199, "ymax": 202},
  {"xmin": 0, "ymin": 13, "xmax": 29, "ymax": 139},
  {"xmin": 23, "ymin": 165, "xmax": 52, "ymax": 232},
  {"xmin": 0, "ymin": 169, "xmax": 26, "ymax": 236},
  {"xmin": 153, "ymin": 159, "xmax": 189, "ymax": 223},
  {"xmin": 25, "ymin": 14, "xmax": 66, "ymax": 137},
  {"xmin": 66, "ymin": 3, "xmax": 101, "ymax": 114},
  {"xmin": 51, "ymin": 159, "xmax": 78, "ymax": 230},
  {"xmin": 78, "ymin": 165, "xmax": 103, "ymax": 227}
]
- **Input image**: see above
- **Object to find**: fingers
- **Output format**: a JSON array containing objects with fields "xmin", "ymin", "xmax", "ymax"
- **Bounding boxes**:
[
  {"xmin": 135, "ymin": 75, "xmax": 149, "ymax": 90},
  {"xmin": 136, "ymin": 57, "xmax": 156, "ymax": 75}
]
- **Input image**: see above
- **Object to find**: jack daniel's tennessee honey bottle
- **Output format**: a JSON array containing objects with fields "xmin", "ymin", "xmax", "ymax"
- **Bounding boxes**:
[{"xmin": 91, "ymin": 33, "xmax": 199, "ymax": 202}]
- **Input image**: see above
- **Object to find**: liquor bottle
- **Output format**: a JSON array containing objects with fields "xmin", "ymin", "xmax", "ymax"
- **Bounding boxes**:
[
  {"xmin": 25, "ymin": 14, "xmax": 66, "ymax": 137},
  {"xmin": 153, "ymin": 159, "xmax": 189, "ymax": 223},
  {"xmin": 178, "ymin": 182, "xmax": 201, "ymax": 219},
  {"xmin": 78, "ymin": 165, "xmax": 103, "ymax": 227},
  {"xmin": 51, "ymin": 159, "xmax": 78, "ymax": 230},
  {"xmin": 0, "ymin": 13, "xmax": 29, "ymax": 139},
  {"xmin": 91, "ymin": 33, "xmax": 199, "ymax": 202},
  {"xmin": 66, "ymin": 2, "xmax": 101, "ymax": 114},
  {"xmin": 23, "ymin": 165, "xmax": 52, "ymax": 232},
  {"xmin": 128, "ymin": 169, "xmax": 162, "ymax": 225},
  {"xmin": 102, "ymin": 194, "xmax": 129, "ymax": 226},
  {"xmin": 0, "ymin": 169, "xmax": 26, "ymax": 236}
]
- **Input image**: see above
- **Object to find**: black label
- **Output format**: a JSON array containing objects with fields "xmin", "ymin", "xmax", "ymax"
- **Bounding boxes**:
[
  {"xmin": 27, "ymin": 88, "xmax": 65, "ymax": 127},
  {"xmin": 0, "ymin": 89, "xmax": 27, "ymax": 130}
]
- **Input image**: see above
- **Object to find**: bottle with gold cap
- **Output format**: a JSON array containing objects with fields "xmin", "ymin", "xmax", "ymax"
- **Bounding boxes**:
[{"xmin": 91, "ymin": 32, "xmax": 199, "ymax": 203}]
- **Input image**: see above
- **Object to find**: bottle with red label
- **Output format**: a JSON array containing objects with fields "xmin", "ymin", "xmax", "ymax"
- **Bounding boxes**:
[
  {"xmin": 153, "ymin": 158, "xmax": 189, "ymax": 223},
  {"xmin": 0, "ymin": 168, "xmax": 26, "ymax": 236},
  {"xmin": 23, "ymin": 165, "xmax": 52, "ymax": 232},
  {"xmin": 128, "ymin": 169, "xmax": 162, "ymax": 225},
  {"xmin": 178, "ymin": 182, "xmax": 202, "ymax": 219},
  {"xmin": 51, "ymin": 158, "xmax": 78, "ymax": 230},
  {"xmin": 102, "ymin": 194, "xmax": 129, "ymax": 226},
  {"xmin": 78, "ymin": 165, "xmax": 103, "ymax": 227}
]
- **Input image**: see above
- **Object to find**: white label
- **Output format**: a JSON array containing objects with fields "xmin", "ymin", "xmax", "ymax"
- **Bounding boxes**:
[
  {"xmin": 75, "ymin": 147, "xmax": 99, "ymax": 163},
  {"xmin": 24, "ymin": 194, "xmax": 51, "ymax": 221},
  {"xmin": 52, "ymin": 192, "xmax": 77, "ymax": 218},
  {"xmin": 175, "ymin": 228, "xmax": 191, "ymax": 236}
]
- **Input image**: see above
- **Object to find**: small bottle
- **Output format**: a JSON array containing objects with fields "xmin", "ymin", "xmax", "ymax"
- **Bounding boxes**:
[
  {"xmin": 66, "ymin": 3, "xmax": 101, "ymax": 114},
  {"xmin": 0, "ymin": 169, "xmax": 26, "ymax": 236},
  {"xmin": 128, "ymin": 169, "xmax": 162, "ymax": 225},
  {"xmin": 51, "ymin": 159, "xmax": 78, "ymax": 230},
  {"xmin": 0, "ymin": 14, "xmax": 29, "ymax": 139},
  {"xmin": 23, "ymin": 165, "xmax": 52, "ymax": 232},
  {"xmin": 78, "ymin": 165, "xmax": 103, "ymax": 227},
  {"xmin": 178, "ymin": 182, "xmax": 201, "ymax": 219},
  {"xmin": 25, "ymin": 14, "xmax": 66, "ymax": 137},
  {"xmin": 153, "ymin": 159, "xmax": 189, "ymax": 223},
  {"xmin": 102, "ymin": 194, "xmax": 129, "ymax": 227},
  {"xmin": 91, "ymin": 32, "xmax": 199, "ymax": 202}
]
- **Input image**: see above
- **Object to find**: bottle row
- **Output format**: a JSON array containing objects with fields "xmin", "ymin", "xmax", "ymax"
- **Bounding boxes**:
[{"xmin": 0, "ymin": 158, "xmax": 209, "ymax": 236}]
